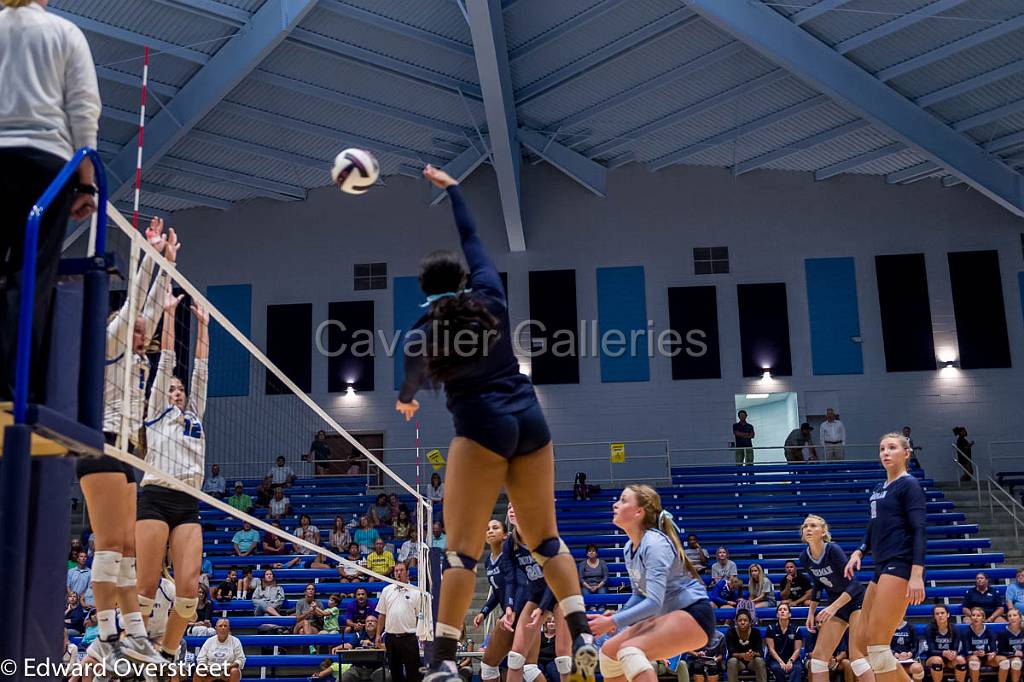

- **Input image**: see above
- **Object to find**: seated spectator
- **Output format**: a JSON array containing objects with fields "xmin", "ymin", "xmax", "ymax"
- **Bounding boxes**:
[
  {"xmin": 964, "ymin": 607, "xmax": 999, "ymax": 682},
  {"xmin": 295, "ymin": 513, "xmax": 321, "ymax": 554},
  {"xmin": 748, "ymin": 563, "xmax": 776, "ymax": 607},
  {"xmin": 711, "ymin": 547, "xmax": 738, "ymax": 581},
  {"xmin": 252, "ymin": 569, "xmax": 285, "ymax": 617},
  {"xmin": 538, "ymin": 616, "xmax": 559, "ymax": 682},
  {"xmin": 685, "ymin": 534, "xmax": 711, "ymax": 574},
  {"xmin": 294, "ymin": 583, "xmax": 324, "ymax": 636},
  {"xmin": 263, "ymin": 521, "xmax": 288, "ymax": 555},
  {"xmin": 690, "ymin": 628, "xmax": 727, "ymax": 682},
  {"xmin": 236, "ymin": 567, "xmax": 260, "ymax": 599},
  {"xmin": 710, "ymin": 576, "xmax": 746, "ymax": 607},
  {"xmin": 226, "ymin": 482, "xmax": 252, "ymax": 513},
  {"xmin": 366, "ymin": 538, "xmax": 396, "ymax": 578},
  {"xmin": 388, "ymin": 493, "xmax": 402, "ymax": 522},
  {"xmin": 66, "ymin": 550, "xmax": 90, "ymax": 600},
  {"xmin": 397, "ymin": 528, "xmax": 421, "ymax": 569},
  {"xmin": 203, "ymin": 464, "xmax": 227, "ymax": 498},
  {"xmin": 268, "ymin": 455, "xmax": 297, "ymax": 488},
  {"xmin": 195, "ymin": 618, "xmax": 245, "ymax": 682},
  {"xmin": 200, "ymin": 555, "xmax": 214, "ymax": 589},
  {"xmin": 1008, "ymin": 568, "xmax": 1024, "ymax": 614},
  {"xmin": 392, "ymin": 509, "xmax": 411, "ymax": 541},
  {"xmin": 726, "ymin": 610, "xmax": 766, "ymax": 682},
  {"xmin": 578, "ymin": 544, "xmax": 609, "ymax": 594},
  {"xmin": 268, "ymin": 486, "xmax": 290, "ymax": 520},
  {"xmin": 232, "ymin": 520, "xmax": 260, "ymax": 557},
  {"xmin": 368, "ymin": 494, "xmax": 392, "ymax": 528},
  {"xmin": 254, "ymin": 475, "xmax": 274, "ymax": 508},
  {"xmin": 778, "ymin": 560, "xmax": 813, "ymax": 607},
  {"xmin": 332, "ymin": 615, "xmax": 386, "ymax": 682},
  {"xmin": 316, "ymin": 593, "xmax": 343, "ymax": 635},
  {"xmin": 80, "ymin": 610, "xmax": 99, "ymax": 647},
  {"xmin": 766, "ymin": 603, "xmax": 803, "ymax": 682},
  {"xmin": 431, "ymin": 521, "xmax": 447, "ymax": 550},
  {"xmin": 214, "ymin": 569, "xmax": 238, "ymax": 602},
  {"xmin": 310, "ymin": 553, "xmax": 332, "ymax": 570},
  {"xmin": 64, "ymin": 593, "xmax": 86, "ymax": 636},
  {"xmin": 345, "ymin": 587, "xmax": 377, "ymax": 634},
  {"xmin": 573, "ymin": 472, "xmax": 591, "ymax": 501},
  {"xmin": 891, "ymin": 619, "xmax": 924, "ymax": 681},
  {"xmin": 427, "ymin": 472, "xmax": 444, "ymax": 503},
  {"xmin": 193, "ymin": 583, "xmax": 215, "ymax": 633},
  {"xmin": 339, "ymin": 543, "xmax": 367, "ymax": 584},
  {"xmin": 923, "ymin": 604, "xmax": 966, "ymax": 682},
  {"xmin": 67, "ymin": 539, "xmax": 83, "ymax": 569},
  {"xmin": 964, "ymin": 572, "xmax": 1006, "ymax": 622},
  {"xmin": 331, "ymin": 515, "xmax": 353, "ymax": 553},
  {"xmin": 310, "ymin": 430, "xmax": 332, "ymax": 477},
  {"xmin": 354, "ymin": 516, "xmax": 379, "ymax": 553}
]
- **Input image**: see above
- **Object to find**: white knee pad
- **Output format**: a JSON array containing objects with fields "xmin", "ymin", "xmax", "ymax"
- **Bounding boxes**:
[
  {"xmin": 809, "ymin": 659, "xmax": 831, "ymax": 674},
  {"xmin": 481, "ymin": 663, "xmax": 501, "ymax": 680},
  {"xmin": 999, "ymin": 660, "xmax": 1011, "ymax": 671},
  {"xmin": 507, "ymin": 651, "xmax": 526, "ymax": 670},
  {"xmin": 600, "ymin": 652, "xmax": 625, "ymax": 679},
  {"xmin": 137, "ymin": 594, "xmax": 155, "ymax": 618},
  {"xmin": 851, "ymin": 658, "xmax": 873, "ymax": 676},
  {"xmin": 173, "ymin": 596, "xmax": 198, "ymax": 621},
  {"xmin": 618, "ymin": 646, "xmax": 653, "ymax": 681},
  {"xmin": 1011, "ymin": 659, "xmax": 1022, "ymax": 671},
  {"xmin": 968, "ymin": 659, "xmax": 981, "ymax": 672},
  {"xmin": 92, "ymin": 550, "xmax": 123, "ymax": 584},
  {"xmin": 116, "ymin": 556, "xmax": 137, "ymax": 588},
  {"xmin": 556, "ymin": 656, "xmax": 573, "ymax": 675},
  {"xmin": 524, "ymin": 664, "xmax": 542, "ymax": 682},
  {"xmin": 867, "ymin": 647, "xmax": 898, "ymax": 674}
]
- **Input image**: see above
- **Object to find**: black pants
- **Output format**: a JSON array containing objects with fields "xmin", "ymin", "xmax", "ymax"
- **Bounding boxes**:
[
  {"xmin": 0, "ymin": 147, "xmax": 76, "ymax": 402},
  {"xmin": 385, "ymin": 633, "xmax": 422, "ymax": 682}
]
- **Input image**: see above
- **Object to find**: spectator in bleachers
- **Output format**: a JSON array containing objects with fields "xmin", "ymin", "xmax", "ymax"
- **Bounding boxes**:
[
  {"xmin": 748, "ymin": 564, "xmax": 776, "ymax": 607},
  {"xmin": 334, "ymin": 615, "xmax": 387, "ymax": 682},
  {"xmin": 331, "ymin": 515, "xmax": 354, "ymax": 553},
  {"xmin": 64, "ymin": 593, "xmax": 86, "ymax": 636},
  {"xmin": 355, "ymin": 516, "xmax": 380, "ymax": 553},
  {"xmin": 193, "ymin": 583, "xmax": 215, "ymax": 634},
  {"xmin": 784, "ymin": 424, "xmax": 817, "ymax": 463},
  {"xmin": 431, "ymin": 521, "xmax": 447, "ymax": 550},
  {"xmin": 269, "ymin": 455, "xmax": 297, "ymax": 488},
  {"xmin": 712, "ymin": 547, "xmax": 738, "ymax": 581},
  {"xmin": 1009, "ymin": 569, "xmax": 1024, "ymax": 614},
  {"xmin": 254, "ymin": 475, "xmax": 274, "ymax": 508},
  {"xmin": 311, "ymin": 552, "xmax": 332, "ymax": 570},
  {"xmin": 891, "ymin": 619, "xmax": 924, "ymax": 681},
  {"xmin": 80, "ymin": 609, "xmax": 99, "ymax": 647},
  {"xmin": 428, "ymin": 472, "xmax": 444, "ymax": 503},
  {"xmin": 997, "ymin": 608, "xmax": 1023, "ymax": 682},
  {"xmin": 269, "ymin": 486, "xmax": 291, "ymax": 520},
  {"xmin": 294, "ymin": 583, "xmax": 325, "ymax": 636},
  {"xmin": 369, "ymin": 494, "xmax": 393, "ymax": 527},
  {"xmin": 779, "ymin": 561, "xmax": 813, "ymax": 607},
  {"xmin": 203, "ymin": 464, "xmax": 227, "ymax": 498},
  {"xmin": 964, "ymin": 606, "xmax": 999, "ymax": 682},
  {"xmin": 578, "ymin": 543, "xmax": 609, "ymax": 594},
  {"xmin": 685, "ymin": 535, "xmax": 711, "ymax": 574},
  {"xmin": 726, "ymin": 609, "xmax": 767, "ymax": 682},
  {"xmin": 340, "ymin": 542, "xmax": 368, "ymax": 584},
  {"xmin": 393, "ymin": 509, "xmax": 412, "ymax": 541},
  {"xmin": 733, "ymin": 410, "xmax": 755, "ymax": 466},
  {"xmin": 538, "ymin": 615, "xmax": 559, "ymax": 682},
  {"xmin": 310, "ymin": 430, "xmax": 332, "ymax": 477},
  {"xmin": 397, "ymin": 528, "xmax": 420, "ymax": 569},
  {"xmin": 263, "ymin": 521, "xmax": 288, "ymax": 556},
  {"xmin": 963, "ymin": 572, "xmax": 1007, "ymax": 622},
  {"xmin": 227, "ymin": 482, "xmax": 252, "ymax": 514},
  {"xmin": 317, "ymin": 593, "xmax": 343, "ymax": 635},
  {"xmin": 345, "ymin": 587, "xmax": 377, "ymax": 634},
  {"xmin": 690, "ymin": 625, "xmax": 727, "ymax": 682},
  {"xmin": 63, "ymin": 628, "xmax": 78, "ymax": 668},
  {"xmin": 903, "ymin": 427, "xmax": 921, "ymax": 470},
  {"xmin": 388, "ymin": 493, "xmax": 402, "ymax": 520},
  {"xmin": 67, "ymin": 538, "xmax": 83, "ymax": 569},
  {"xmin": 366, "ymin": 538, "xmax": 396, "ymax": 578},
  {"xmin": 766, "ymin": 603, "xmax": 803, "ymax": 682},
  {"xmin": 237, "ymin": 567, "xmax": 260, "ymax": 599},
  {"xmin": 232, "ymin": 520, "xmax": 260, "ymax": 557},
  {"xmin": 923, "ymin": 604, "xmax": 966, "ymax": 682},
  {"xmin": 66, "ymin": 550, "xmax": 90, "ymax": 600},
  {"xmin": 200, "ymin": 555, "xmax": 214, "ymax": 589},
  {"xmin": 711, "ymin": 576, "xmax": 747, "ymax": 608},
  {"xmin": 195, "ymin": 618, "xmax": 245, "ymax": 682},
  {"xmin": 954, "ymin": 426, "xmax": 975, "ymax": 481},
  {"xmin": 820, "ymin": 409, "xmax": 845, "ymax": 461},
  {"xmin": 573, "ymin": 472, "xmax": 591, "ymax": 501},
  {"xmin": 296, "ymin": 513, "xmax": 321, "ymax": 554},
  {"xmin": 214, "ymin": 569, "xmax": 238, "ymax": 602},
  {"xmin": 252, "ymin": 569, "xmax": 285, "ymax": 617}
]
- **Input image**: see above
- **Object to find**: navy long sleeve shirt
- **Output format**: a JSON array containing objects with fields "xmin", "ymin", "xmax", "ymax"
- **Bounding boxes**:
[
  {"xmin": 858, "ymin": 473, "xmax": 927, "ymax": 568},
  {"xmin": 799, "ymin": 542, "xmax": 864, "ymax": 603}
]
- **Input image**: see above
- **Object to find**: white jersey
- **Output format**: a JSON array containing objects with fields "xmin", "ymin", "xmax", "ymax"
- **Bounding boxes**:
[
  {"xmin": 142, "ymin": 349, "xmax": 208, "ymax": 489},
  {"xmin": 102, "ymin": 255, "xmax": 165, "ymax": 443}
]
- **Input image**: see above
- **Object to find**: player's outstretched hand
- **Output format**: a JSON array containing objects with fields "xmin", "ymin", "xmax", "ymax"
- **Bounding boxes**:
[
  {"xmin": 423, "ymin": 164, "xmax": 457, "ymax": 190},
  {"xmin": 146, "ymin": 217, "xmax": 167, "ymax": 252},
  {"xmin": 395, "ymin": 400, "xmax": 419, "ymax": 421},
  {"xmin": 587, "ymin": 612, "xmax": 616, "ymax": 637},
  {"xmin": 191, "ymin": 302, "xmax": 209, "ymax": 326}
]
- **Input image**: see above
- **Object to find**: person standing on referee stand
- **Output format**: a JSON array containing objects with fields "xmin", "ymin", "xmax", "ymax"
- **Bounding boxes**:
[
  {"xmin": 0, "ymin": 0, "xmax": 100, "ymax": 403},
  {"xmin": 375, "ymin": 562, "xmax": 422, "ymax": 682},
  {"xmin": 821, "ymin": 409, "xmax": 846, "ymax": 461}
]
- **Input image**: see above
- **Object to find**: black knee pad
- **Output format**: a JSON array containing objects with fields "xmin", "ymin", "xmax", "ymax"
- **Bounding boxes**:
[
  {"xmin": 931, "ymin": 664, "xmax": 945, "ymax": 672},
  {"xmin": 442, "ymin": 550, "xmax": 478, "ymax": 573},
  {"xmin": 530, "ymin": 537, "xmax": 569, "ymax": 567},
  {"xmin": 955, "ymin": 664, "xmax": 968, "ymax": 672}
]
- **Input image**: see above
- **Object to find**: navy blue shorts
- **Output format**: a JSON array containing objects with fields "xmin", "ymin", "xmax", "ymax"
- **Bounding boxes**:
[
  {"xmin": 833, "ymin": 590, "xmax": 864, "ymax": 622},
  {"xmin": 453, "ymin": 401, "xmax": 551, "ymax": 459},
  {"xmin": 873, "ymin": 560, "xmax": 913, "ymax": 583},
  {"xmin": 684, "ymin": 599, "xmax": 719, "ymax": 644}
]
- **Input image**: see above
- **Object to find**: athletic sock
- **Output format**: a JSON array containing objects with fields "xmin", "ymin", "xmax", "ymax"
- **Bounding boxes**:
[
  {"xmin": 564, "ymin": 610, "xmax": 593, "ymax": 643},
  {"xmin": 123, "ymin": 611, "xmax": 147, "ymax": 639},
  {"xmin": 431, "ymin": 636, "xmax": 460, "ymax": 667},
  {"xmin": 97, "ymin": 609, "xmax": 119, "ymax": 642}
]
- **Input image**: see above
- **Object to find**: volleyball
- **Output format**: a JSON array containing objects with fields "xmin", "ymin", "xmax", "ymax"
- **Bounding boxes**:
[{"xmin": 331, "ymin": 148, "xmax": 380, "ymax": 195}]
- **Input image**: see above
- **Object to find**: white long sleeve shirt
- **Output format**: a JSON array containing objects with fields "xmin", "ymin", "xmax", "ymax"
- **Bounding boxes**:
[
  {"xmin": 142, "ymin": 349, "xmax": 208, "ymax": 489},
  {"xmin": 820, "ymin": 420, "xmax": 846, "ymax": 444},
  {"xmin": 197, "ymin": 634, "xmax": 245, "ymax": 670},
  {"xmin": 0, "ymin": 3, "xmax": 101, "ymax": 160}
]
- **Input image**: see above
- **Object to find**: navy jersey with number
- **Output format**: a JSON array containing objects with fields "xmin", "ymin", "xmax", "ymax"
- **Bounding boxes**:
[
  {"xmin": 481, "ymin": 549, "xmax": 516, "ymax": 616},
  {"xmin": 891, "ymin": 622, "xmax": 919, "ymax": 655},
  {"xmin": 998, "ymin": 627, "xmax": 1024, "ymax": 656},
  {"xmin": 961, "ymin": 625, "xmax": 997, "ymax": 655},
  {"xmin": 859, "ymin": 473, "xmax": 927, "ymax": 567},
  {"xmin": 923, "ymin": 624, "xmax": 961, "ymax": 658},
  {"xmin": 504, "ymin": 533, "xmax": 553, "ymax": 611},
  {"xmin": 799, "ymin": 542, "xmax": 864, "ymax": 603}
]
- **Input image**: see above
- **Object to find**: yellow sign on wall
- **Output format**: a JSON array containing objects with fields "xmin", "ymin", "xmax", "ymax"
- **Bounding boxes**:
[
  {"xmin": 426, "ymin": 448, "xmax": 446, "ymax": 471},
  {"xmin": 610, "ymin": 442, "xmax": 626, "ymax": 463}
]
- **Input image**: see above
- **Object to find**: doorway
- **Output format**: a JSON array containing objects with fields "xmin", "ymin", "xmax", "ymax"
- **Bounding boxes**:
[
  {"xmin": 320, "ymin": 432, "xmax": 384, "ymax": 480},
  {"xmin": 733, "ymin": 392, "xmax": 799, "ymax": 463}
]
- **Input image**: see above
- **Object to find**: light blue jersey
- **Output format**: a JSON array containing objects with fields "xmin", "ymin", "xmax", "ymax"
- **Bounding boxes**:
[{"xmin": 613, "ymin": 529, "xmax": 709, "ymax": 629}]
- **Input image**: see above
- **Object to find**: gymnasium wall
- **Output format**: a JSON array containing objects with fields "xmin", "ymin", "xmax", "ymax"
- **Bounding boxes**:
[{"xmin": 164, "ymin": 162, "xmax": 1024, "ymax": 483}]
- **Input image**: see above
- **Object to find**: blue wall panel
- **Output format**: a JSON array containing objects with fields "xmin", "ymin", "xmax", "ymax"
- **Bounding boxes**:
[
  {"xmin": 206, "ymin": 284, "xmax": 252, "ymax": 397},
  {"xmin": 393, "ymin": 276, "xmax": 424, "ymax": 390},
  {"xmin": 804, "ymin": 258, "xmax": 864, "ymax": 375},
  {"xmin": 596, "ymin": 266, "xmax": 649, "ymax": 383}
]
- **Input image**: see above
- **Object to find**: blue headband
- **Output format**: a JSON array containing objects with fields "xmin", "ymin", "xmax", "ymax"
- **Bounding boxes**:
[{"xmin": 419, "ymin": 288, "xmax": 472, "ymax": 307}]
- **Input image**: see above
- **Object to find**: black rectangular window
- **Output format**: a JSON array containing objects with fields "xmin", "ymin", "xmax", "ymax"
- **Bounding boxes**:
[
  {"xmin": 528, "ymin": 270, "xmax": 579, "ymax": 385},
  {"xmin": 875, "ymin": 254, "xmax": 935, "ymax": 372},
  {"xmin": 327, "ymin": 301, "xmax": 375, "ymax": 392},
  {"xmin": 266, "ymin": 303, "xmax": 312, "ymax": 394},
  {"xmin": 948, "ymin": 250, "xmax": 1011, "ymax": 369},
  {"xmin": 354, "ymin": 262, "xmax": 387, "ymax": 291},
  {"xmin": 737, "ymin": 283, "xmax": 792, "ymax": 377},
  {"xmin": 694, "ymin": 246, "xmax": 729, "ymax": 275},
  {"xmin": 667, "ymin": 286, "xmax": 721, "ymax": 379}
]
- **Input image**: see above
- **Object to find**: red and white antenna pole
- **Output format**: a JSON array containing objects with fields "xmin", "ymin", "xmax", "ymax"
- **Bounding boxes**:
[
  {"xmin": 415, "ymin": 420, "xmax": 421, "ymax": 496},
  {"xmin": 132, "ymin": 46, "xmax": 150, "ymax": 229}
]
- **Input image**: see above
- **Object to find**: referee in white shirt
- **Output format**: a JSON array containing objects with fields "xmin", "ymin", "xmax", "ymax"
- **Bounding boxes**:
[
  {"xmin": 0, "ymin": 0, "xmax": 101, "ymax": 401},
  {"xmin": 375, "ymin": 562, "xmax": 422, "ymax": 682},
  {"xmin": 820, "ymin": 408, "xmax": 846, "ymax": 461}
]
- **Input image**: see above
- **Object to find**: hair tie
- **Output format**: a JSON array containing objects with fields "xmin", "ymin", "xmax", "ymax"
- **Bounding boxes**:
[
  {"xmin": 419, "ymin": 288, "xmax": 473, "ymax": 308},
  {"xmin": 659, "ymin": 509, "xmax": 680, "ymax": 534}
]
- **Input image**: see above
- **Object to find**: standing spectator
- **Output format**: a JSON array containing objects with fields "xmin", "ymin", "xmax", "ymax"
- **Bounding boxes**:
[
  {"xmin": 268, "ymin": 486, "xmax": 290, "ymax": 520},
  {"xmin": 375, "ymin": 563, "xmax": 422, "ymax": 682},
  {"xmin": 1007, "ymin": 568, "xmax": 1024, "ymax": 613},
  {"xmin": 954, "ymin": 426, "xmax": 975, "ymax": 481},
  {"xmin": 578, "ymin": 544, "xmax": 609, "ymax": 594},
  {"xmin": 902, "ymin": 426, "xmax": 915, "ymax": 451},
  {"xmin": 232, "ymin": 521, "xmax": 260, "ymax": 557},
  {"xmin": 366, "ymin": 538, "xmax": 396, "ymax": 578},
  {"xmin": 393, "ymin": 509, "xmax": 412, "ymax": 541},
  {"xmin": 368, "ymin": 494, "xmax": 392, "ymax": 527},
  {"xmin": 397, "ymin": 528, "xmax": 421, "ymax": 569},
  {"xmin": 194, "ymin": 618, "xmax": 245, "ymax": 682},
  {"xmin": 766, "ymin": 603, "xmax": 803, "ymax": 682},
  {"xmin": 690, "ymin": 627, "xmax": 727, "ymax": 682},
  {"xmin": 431, "ymin": 521, "xmax": 447, "ymax": 550},
  {"xmin": 339, "ymin": 543, "xmax": 367, "ymax": 584},
  {"xmin": 330, "ymin": 515, "xmax": 353, "ymax": 553},
  {"xmin": 747, "ymin": 563, "xmax": 776, "ymax": 607},
  {"xmin": 733, "ymin": 410, "xmax": 755, "ymax": 466},
  {"xmin": 268, "ymin": 455, "xmax": 297, "ymax": 487},
  {"xmin": 345, "ymin": 587, "xmax": 377, "ymax": 634},
  {"xmin": 293, "ymin": 583, "xmax": 324, "ymax": 636},
  {"xmin": 254, "ymin": 476, "xmax": 274, "ymax": 508},
  {"xmin": 784, "ymin": 423, "xmax": 817, "ymax": 463},
  {"xmin": 354, "ymin": 516, "xmax": 380, "ymax": 553},
  {"xmin": 778, "ymin": 561, "xmax": 813, "ymax": 607},
  {"xmin": 820, "ymin": 409, "xmax": 846, "ymax": 461},
  {"xmin": 310, "ymin": 430, "xmax": 332, "ymax": 477},
  {"xmin": 214, "ymin": 569, "xmax": 238, "ymax": 602},
  {"xmin": 0, "ymin": 0, "xmax": 101, "ymax": 403},
  {"xmin": 903, "ymin": 427, "xmax": 921, "ymax": 470},
  {"xmin": 252, "ymin": 569, "xmax": 285, "ymax": 617},
  {"xmin": 295, "ymin": 514, "xmax": 321, "ymax": 554},
  {"xmin": 726, "ymin": 610, "xmax": 766, "ymax": 682},
  {"xmin": 712, "ymin": 547, "xmax": 738, "ymax": 581},
  {"xmin": 236, "ymin": 567, "xmax": 260, "ymax": 599},
  {"xmin": 685, "ymin": 535, "xmax": 711, "ymax": 574},
  {"xmin": 65, "ymin": 593, "xmax": 86, "ymax": 636},
  {"xmin": 66, "ymin": 550, "xmax": 90, "ymax": 599},
  {"xmin": 427, "ymin": 472, "xmax": 444, "ymax": 503},
  {"xmin": 226, "ymin": 482, "xmax": 252, "ymax": 513},
  {"xmin": 202, "ymin": 464, "xmax": 227, "ymax": 498},
  {"xmin": 573, "ymin": 472, "xmax": 591, "ymax": 501},
  {"xmin": 963, "ymin": 572, "xmax": 1006, "ymax": 622},
  {"xmin": 262, "ymin": 521, "xmax": 287, "ymax": 556}
]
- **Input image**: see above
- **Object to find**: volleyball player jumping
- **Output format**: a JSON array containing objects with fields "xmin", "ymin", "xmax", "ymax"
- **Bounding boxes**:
[
  {"xmin": 844, "ymin": 433, "xmax": 927, "ymax": 682},
  {"xmin": 587, "ymin": 485, "xmax": 716, "ymax": 682},
  {"xmin": 398, "ymin": 165, "xmax": 595, "ymax": 681}
]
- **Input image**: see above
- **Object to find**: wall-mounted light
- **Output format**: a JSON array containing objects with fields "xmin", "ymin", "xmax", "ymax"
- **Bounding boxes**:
[
  {"xmin": 939, "ymin": 359, "xmax": 959, "ymax": 369},
  {"xmin": 346, "ymin": 383, "xmax": 356, "ymax": 395},
  {"xmin": 761, "ymin": 368, "xmax": 772, "ymax": 382},
  {"xmin": 745, "ymin": 393, "xmax": 769, "ymax": 399}
]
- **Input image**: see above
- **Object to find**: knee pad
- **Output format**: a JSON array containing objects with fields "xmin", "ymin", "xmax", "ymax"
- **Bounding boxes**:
[
  {"xmin": 1011, "ymin": 659, "xmax": 1022, "ymax": 671},
  {"xmin": 137, "ymin": 594, "xmax": 155, "ymax": 618},
  {"xmin": 810, "ymin": 659, "xmax": 830, "ymax": 674},
  {"xmin": 851, "ymin": 658, "xmax": 872, "ymax": 676},
  {"xmin": 1000, "ymin": 661, "xmax": 1012, "ymax": 671},
  {"xmin": 600, "ymin": 652, "xmax": 624, "ymax": 679},
  {"xmin": 507, "ymin": 651, "xmax": 526, "ymax": 670},
  {"xmin": 92, "ymin": 550, "xmax": 123, "ymax": 584},
  {"xmin": 955, "ymin": 664, "xmax": 968, "ymax": 672},
  {"xmin": 867, "ymin": 646, "xmax": 898, "ymax": 675},
  {"xmin": 480, "ymin": 663, "xmax": 501, "ymax": 680},
  {"xmin": 618, "ymin": 646, "xmax": 653, "ymax": 681},
  {"xmin": 968, "ymin": 660, "xmax": 981, "ymax": 672},
  {"xmin": 530, "ymin": 537, "xmax": 570, "ymax": 568},
  {"xmin": 442, "ymin": 551, "xmax": 478, "ymax": 573},
  {"xmin": 524, "ymin": 664, "xmax": 542, "ymax": 682},
  {"xmin": 931, "ymin": 663, "xmax": 945, "ymax": 672},
  {"xmin": 173, "ymin": 596, "xmax": 198, "ymax": 621},
  {"xmin": 555, "ymin": 656, "xmax": 573, "ymax": 675},
  {"xmin": 436, "ymin": 622, "xmax": 462, "ymax": 640},
  {"xmin": 117, "ymin": 556, "xmax": 137, "ymax": 588}
]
